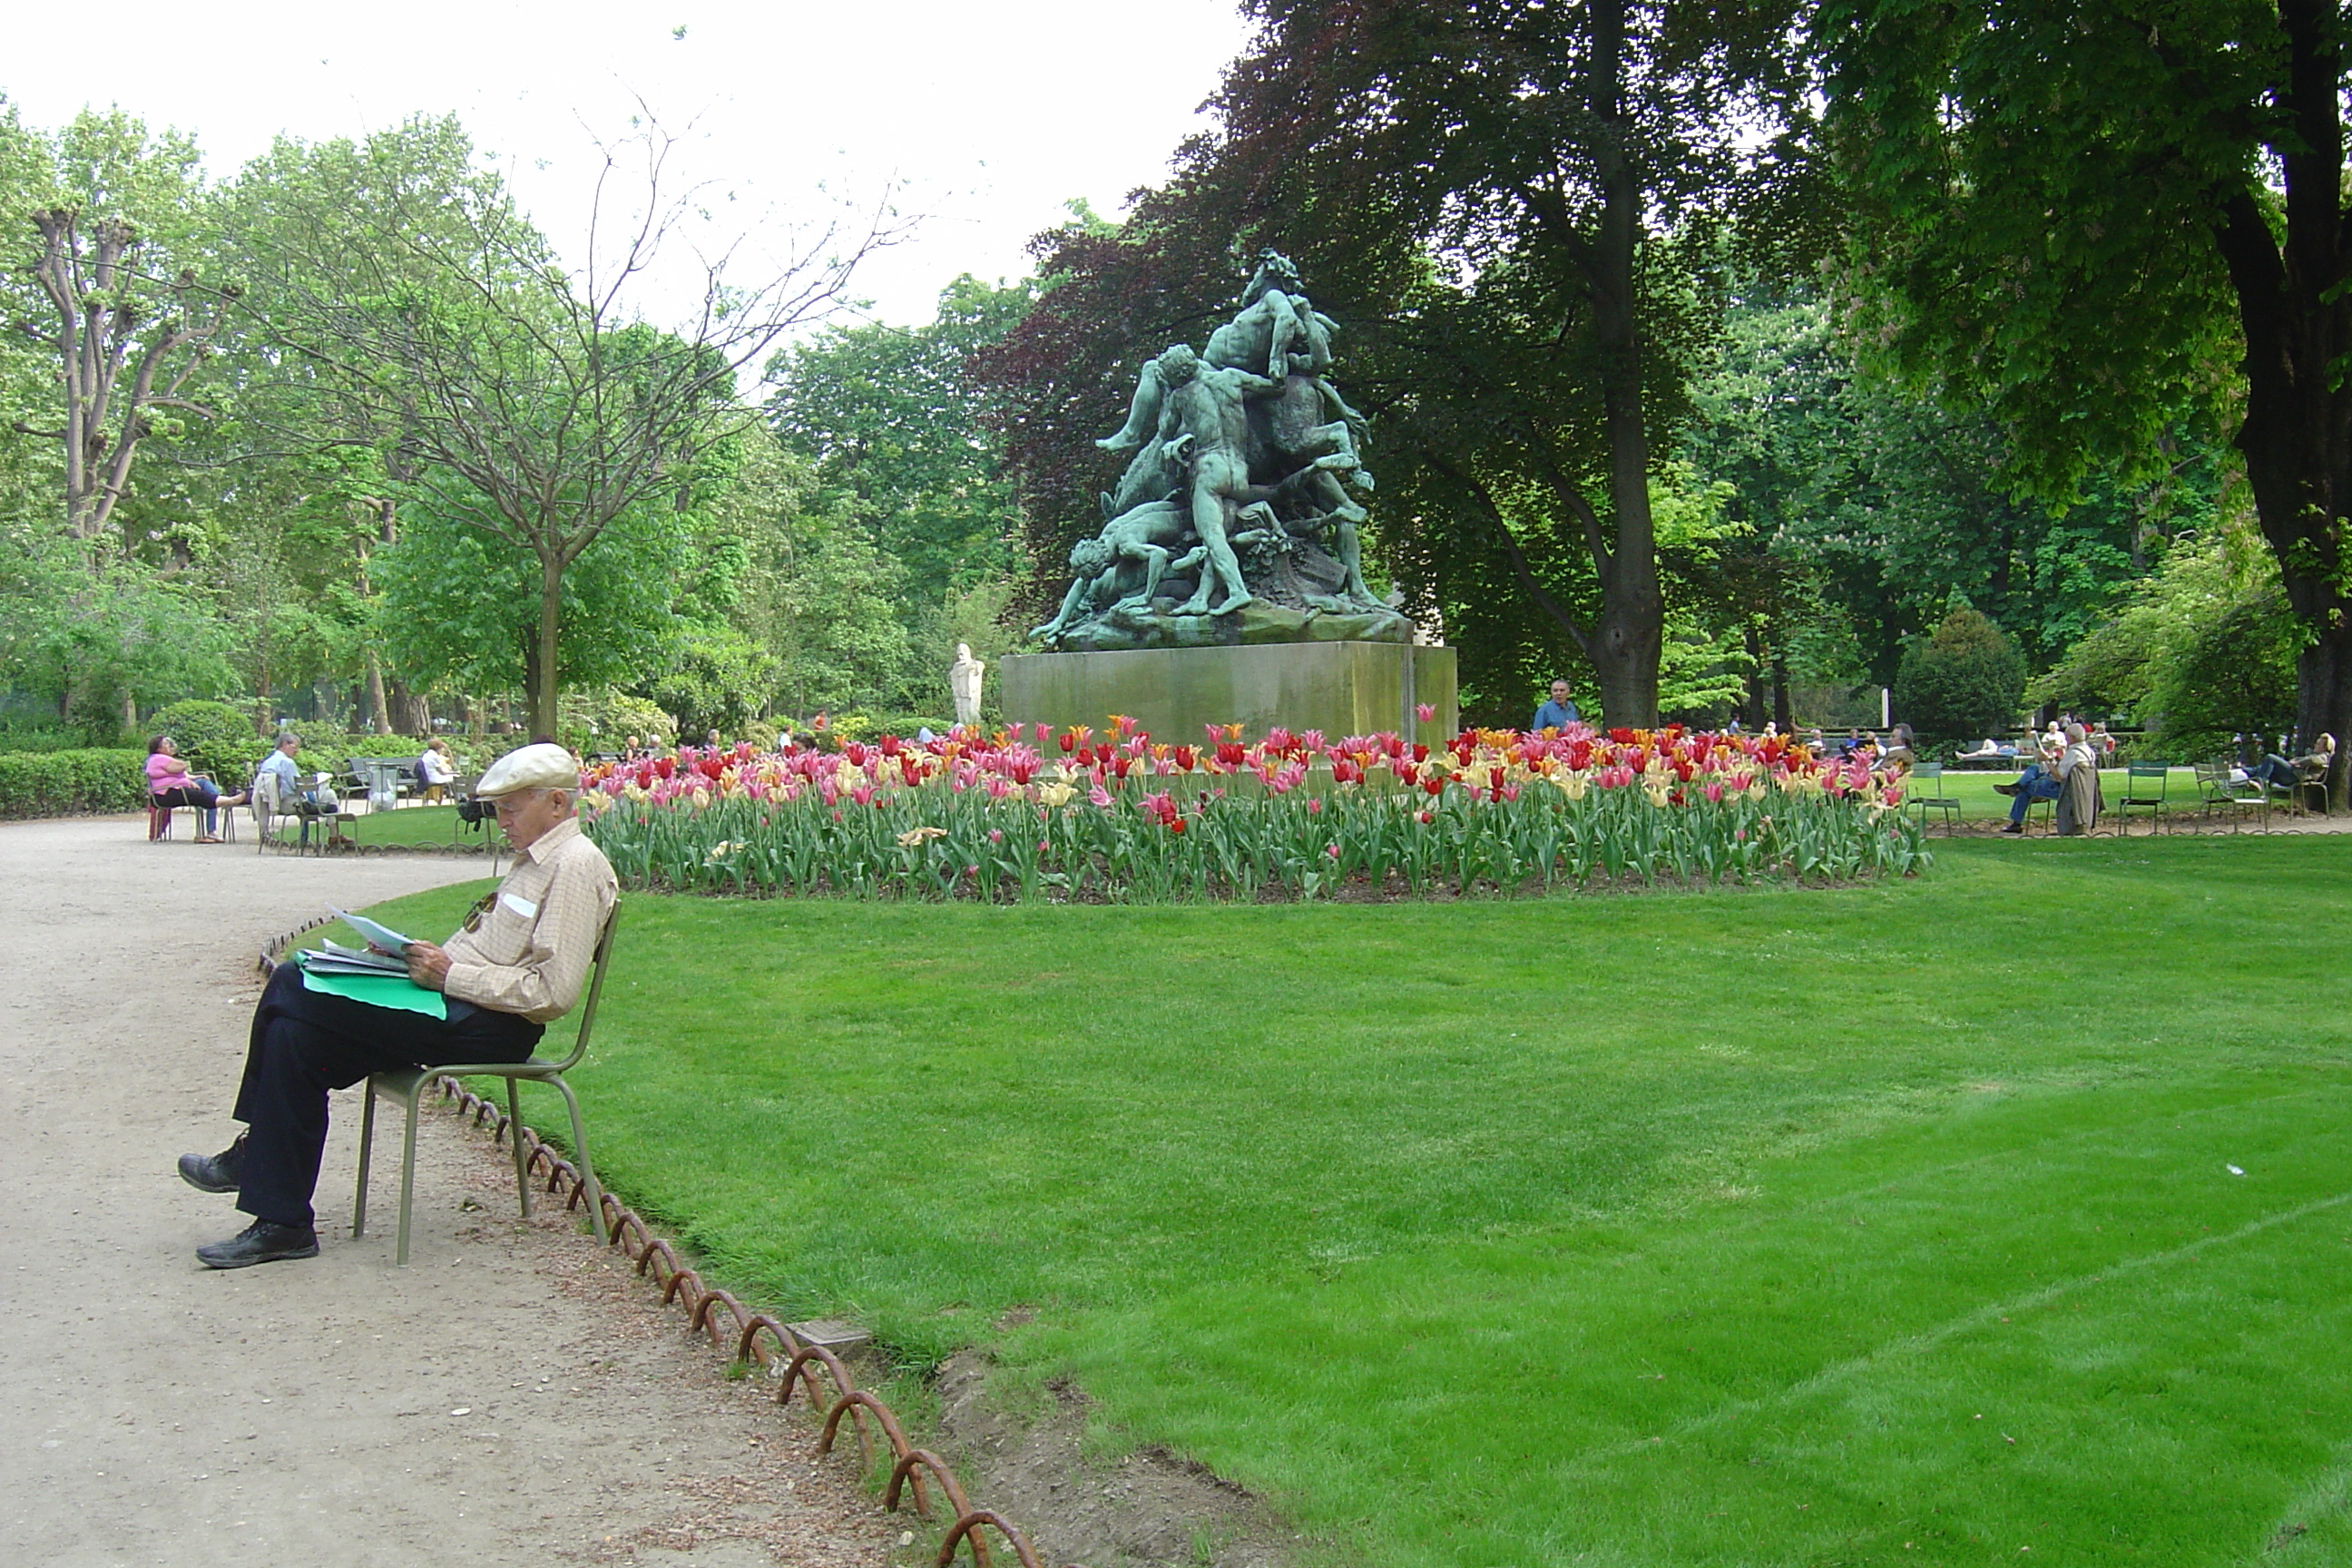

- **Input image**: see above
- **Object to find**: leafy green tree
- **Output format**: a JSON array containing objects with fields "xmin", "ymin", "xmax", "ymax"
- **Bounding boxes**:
[
  {"xmin": 1685, "ymin": 282, "xmax": 2221, "ymax": 695},
  {"xmin": 1820, "ymin": 0, "xmax": 2352, "ymax": 804},
  {"xmin": 980, "ymin": 0, "xmax": 1818, "ymax": 725},
  {"xmin": 2034, "ymin": 522, "xmax": 2300, "ymax": 756},
  {"xmin": 1893, "ymin": 607, "xmax": 2026, "ymax": 744},
  {"xmin": 1, "ymin": 107, "xmax": 227, "ymax": 544},
  {"xmin": 369, "ymin": 485, "xmax": 688, "ymax": 711},
  {"xmin": 230, "ymin": 121, "xmax": 893, "ymax": 735},
  {"xmin": 769, "ymin": 274, "xmax": 1033, "ymax": 605},
  {"xmin": 0, "ymin": 524, "xmax": 235, "ymax": 740},
  {"xmin": 642, "ymin": 623, "xmax": 778, "ymax": 740},
  {"xmin": 708, "ymin": 428, "xmax": 916, "ymax": 720}
]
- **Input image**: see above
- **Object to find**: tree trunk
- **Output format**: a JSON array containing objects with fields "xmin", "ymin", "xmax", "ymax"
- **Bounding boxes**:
[
  {"xmin": 2212, "ymin": 1, "xmax": 2352, "ymax": 811},
  {"xmin": 364, "ymin": 652, "xmax": 391, "ymax": 735},
  {"xmin": 2297, "ymin": 625, "xmax": 2352, "ymax": 810},
  {"xmin": 532, "ymin": 551, "xmax": 564, "ymax": 740},
  {"xmin": 1771, "ymin": 650, "xmax": 1794, "ymax": 734},
  {"xmin": 388, "ymin": 681, "xmax": 429, "ymax": 737},
  {"xmin": 1581, "ymin": 0, "xmax": 1661, "ymax": 727}
]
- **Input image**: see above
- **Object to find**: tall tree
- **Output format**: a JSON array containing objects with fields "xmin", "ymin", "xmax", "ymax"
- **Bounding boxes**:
[
  {"xmin": 1821, "ymin": 0, "xmax": 2352, "ymax": 805},
  {"xmin": 769, "ymin": 274, "xmax": 1033, "ymax": 606},
  {"xmin": 1683, "ymin": 282, "xmax": 2220, "ymax": 698},
  {"xmin": 230, "ymin": 121, "xmax": 898, "ymax": 735},
  {"xmin": 981, "ymin": 0, "xmax": 1813, "ymax": 725},
  {"xmin": 2, "ymin": 108, "xmax": 225, "ymax": 545}
]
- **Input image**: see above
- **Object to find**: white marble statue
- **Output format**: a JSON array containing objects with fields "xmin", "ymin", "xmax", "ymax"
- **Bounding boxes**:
[{"xmin": 949, "ymin": 642, "xmax": 985, "ymax": 729}]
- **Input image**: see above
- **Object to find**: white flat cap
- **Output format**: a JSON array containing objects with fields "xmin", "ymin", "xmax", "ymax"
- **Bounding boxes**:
[{"xmin": 475, "ymin": 742, "xmax": 578, "ymax": 799}]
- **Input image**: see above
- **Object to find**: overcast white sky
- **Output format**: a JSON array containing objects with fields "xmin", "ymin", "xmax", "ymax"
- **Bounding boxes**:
[{"xmin": 5, "ymin": 0, "xmax": 1254, "ymax": 328}]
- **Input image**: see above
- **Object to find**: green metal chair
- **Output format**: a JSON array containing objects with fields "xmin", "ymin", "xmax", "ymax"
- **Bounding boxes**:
[
  {"xmin": 353, "ymin": 906, "xmax": 619, "ymax": 1264},
  {"xmin": 1905, "ymin": 761, "xmax": 1962, "ymax": 835},
  {"xmin": 2114, "ymin": 760, "xmax": 2173, "ymax": 836},
  {"xmin": 2192, "ymin": 760, "xmax": 2269, "ymax": 832}
]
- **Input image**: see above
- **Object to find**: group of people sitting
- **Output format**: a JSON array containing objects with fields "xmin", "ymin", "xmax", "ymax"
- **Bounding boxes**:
[
  {"xmin": 146, "ymin": 732, "xmax": 463, "ymax": 841},
  {"xmin": 144, "ymin": 735, "xmax": 250, "ymax": 842}
]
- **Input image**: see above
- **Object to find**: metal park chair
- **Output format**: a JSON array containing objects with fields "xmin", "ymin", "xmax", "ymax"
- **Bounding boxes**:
[
  {"xmin": 2113, "ymin": 761, "xmax": 2174, "ymax": 836},
  {"xmin": 1905, "ymin": 761, "xmax": 1962, "ymax": 836},
  {"xmin": 2193, "ymin": 760, "xmax": 2269, "ymax": 833},
  {"xmin": 352, "ymin": 906, "xmax": 619, "ymax": 1265}
]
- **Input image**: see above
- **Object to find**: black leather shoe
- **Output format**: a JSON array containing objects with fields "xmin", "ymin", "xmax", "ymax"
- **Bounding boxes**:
[
  {"xmin": 178, "ymin": 1134, "xmax": 246, "ymax": 1194},
  {"xmin": 197, "ymin": 1219, "xmax": 318, "ymax": 1269},
  {"xmin": 1993, "ymin": 781, "xmax": 2022, "ymax": 797}
]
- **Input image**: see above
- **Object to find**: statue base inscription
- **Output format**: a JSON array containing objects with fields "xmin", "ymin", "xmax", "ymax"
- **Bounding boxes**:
[{"xmin": 1000, "ymin": 641, "xmax": 1457, "ymax": 746}]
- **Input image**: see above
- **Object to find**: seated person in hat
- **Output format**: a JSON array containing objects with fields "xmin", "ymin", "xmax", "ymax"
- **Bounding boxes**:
[
  {"xmin": 1994, "ymin": 732, "xmax": 2068, "ymax": 832},
  {"xmin": 176, "ymin": 742, "xmax": 616, "ymax": 1269}
]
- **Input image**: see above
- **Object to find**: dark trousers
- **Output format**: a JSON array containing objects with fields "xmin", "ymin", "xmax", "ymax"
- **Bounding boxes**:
[
  {"xmin": 233, "ymin": 963, "xmax": 543, "ymax": 1228},
  {"xmin": 153, "ymin": 782, "xmax": 222, "ymax": 834}
]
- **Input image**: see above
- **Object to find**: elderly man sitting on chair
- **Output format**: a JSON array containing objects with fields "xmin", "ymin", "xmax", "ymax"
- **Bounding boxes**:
[
  {"xmin": 177, "ymin": 743, "xmax": 617, "ymax": 1269},
  {"xmin": 1993, "ymin": 733, "xmax": 2068, "ymax": 833}
]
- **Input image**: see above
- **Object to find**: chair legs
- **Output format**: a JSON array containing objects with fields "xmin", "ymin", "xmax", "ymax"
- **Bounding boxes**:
[
  {"xmin": 350, "ymin": 1073, "xmax": 426, "ymax": 1265},
  {"xmin": 352, "ymin": 1070, "xmax": 604, "ymax": 1263},
  {"xmin": 353, "ymin": 1078, "xmax": 378, "ymax": 1240},
  {"xmin": 508, "ymin": 1078, "xmax": 531, "ymax": 1220},
  {"xmin": 548, "ymin": 1074, "xmax": 609, "ymax": 1244},
  {"xmin": 397, "ymin": 1081, "xmax": 421, "ymax": 1265}
]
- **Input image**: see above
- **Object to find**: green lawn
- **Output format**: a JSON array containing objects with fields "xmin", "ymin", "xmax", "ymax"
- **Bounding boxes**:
[
  {"xmin": 258, "ymin": 801, "xmax": 502, "ymax": 851},
  {"xmin": 368, "ymin": 834, "xmax": 2352, "ymax": 1566},
  {"xmin": 1916, "ymin": 763, "xmax": 2214, "ymax": 826}
]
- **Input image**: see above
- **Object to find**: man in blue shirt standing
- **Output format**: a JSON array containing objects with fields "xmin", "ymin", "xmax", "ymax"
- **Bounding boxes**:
[{"xmin": 1531, "ymin": 679, "xmax": 1581, "ymax": 732}]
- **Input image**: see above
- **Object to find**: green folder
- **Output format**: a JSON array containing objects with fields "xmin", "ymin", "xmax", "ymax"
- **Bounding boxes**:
[{"xmin": 298, "ymin": 957, "xmax": 449, "ymax": 1019}]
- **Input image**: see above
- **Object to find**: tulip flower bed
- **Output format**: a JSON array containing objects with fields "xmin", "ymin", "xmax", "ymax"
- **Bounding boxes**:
[
  {"xmin": 364, "ymin": 832, "xmax": 2352, "ymax": 1568},
  {"xmin": 579, "ymin": 723, "xmax": 1928, "ymax": 900}
]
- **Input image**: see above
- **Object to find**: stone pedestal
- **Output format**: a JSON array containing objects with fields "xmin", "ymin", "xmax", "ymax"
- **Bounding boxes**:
[{"xmin": 1000, "ymin": 642, "xmax": 1457, "ymax": 745}]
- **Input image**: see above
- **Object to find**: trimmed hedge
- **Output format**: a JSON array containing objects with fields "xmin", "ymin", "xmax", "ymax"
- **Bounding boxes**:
[{"xmin": 0, "ymin": 749, "xmax": 150, "ymax": 819}]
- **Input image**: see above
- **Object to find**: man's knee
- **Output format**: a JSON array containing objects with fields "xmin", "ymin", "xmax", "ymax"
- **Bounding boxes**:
[{"xmin": 260, "ymin": 959, "xmax": 308, "ymax": 1014}]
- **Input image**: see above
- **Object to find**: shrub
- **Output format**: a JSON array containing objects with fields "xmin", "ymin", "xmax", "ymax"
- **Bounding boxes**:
[
  {"xmin": 148, "ymin": 699, "xmax": 267, "ymax": 785},
  {"xmin": 1894, "ymin": 608, "xmax": 2026, "ymax": 743},
  {"xmin": 0, "ymin": 716, "xmax": 85, "ymax": 754},
  {"xmin": 0, "ymin": 749, "xmax": 150, "ymax": 818},
  {"xmin": 560, "ymin": 689, "xmax": 676, "ymax": 751}
]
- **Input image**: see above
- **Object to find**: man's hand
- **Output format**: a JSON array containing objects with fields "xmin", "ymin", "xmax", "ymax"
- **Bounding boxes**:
[{"xmin": 405, "ymin": 940, "xmax": 453, "ymax": 991}]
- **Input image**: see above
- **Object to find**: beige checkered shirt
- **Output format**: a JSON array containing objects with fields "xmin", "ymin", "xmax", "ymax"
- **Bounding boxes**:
[{"xmin": 442, "ymin": 817, "xmax": 618, "ymax": 1024}]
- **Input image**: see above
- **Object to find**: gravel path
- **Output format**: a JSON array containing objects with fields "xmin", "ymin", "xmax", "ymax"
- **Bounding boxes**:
[{"xmin": 1, "ymin": 816, "xmax": 893, "ymax": 1568}]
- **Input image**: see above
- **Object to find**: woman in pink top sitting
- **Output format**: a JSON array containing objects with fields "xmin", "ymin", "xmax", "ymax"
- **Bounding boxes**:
[{"xmin": 146, "ymin": 734, "xmax": 248, "ymax": 842}]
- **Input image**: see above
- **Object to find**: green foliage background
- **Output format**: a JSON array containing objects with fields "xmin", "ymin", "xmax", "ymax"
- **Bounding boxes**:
[{"xmin": 1893, "ymin": 608, "xmax": 2027, "ymax": 743}]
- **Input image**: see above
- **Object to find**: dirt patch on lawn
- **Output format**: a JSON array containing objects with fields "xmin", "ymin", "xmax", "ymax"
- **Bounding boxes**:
[{"xmin": 931, "ymin": 1352, "xmax": 1293, "ymax": 1568}]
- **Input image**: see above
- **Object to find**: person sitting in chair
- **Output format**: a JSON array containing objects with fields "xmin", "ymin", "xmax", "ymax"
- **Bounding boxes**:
[
  {"xmin": 416, "ymin": 738, "xmax": 456, "ymax": 804},
  {"xmin": 1994, "ymin": 734, "xmax": 2067, "ymax": 833},
  {"xmin": 146, "ymin": 735, "xmax": 248, "ymax": 842},
  {"xmin": 2244, "ymin": 733, "xmax": 2336, "ymax": 795},
  {"xmin": 176, "ymin": 743, "xmax": 616, "ymax": 1269}
]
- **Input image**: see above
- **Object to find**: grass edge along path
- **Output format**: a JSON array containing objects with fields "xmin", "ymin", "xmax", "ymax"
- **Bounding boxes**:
[{"xmin": 362, "ymin": 833, "xmax": 2352, "ymax": 1567}]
